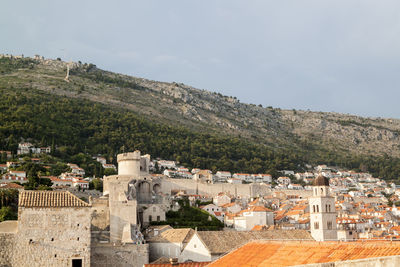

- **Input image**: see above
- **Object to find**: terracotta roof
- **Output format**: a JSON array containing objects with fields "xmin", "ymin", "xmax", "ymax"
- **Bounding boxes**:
[
  {"xmin": 195, "ymin": 230, "xmax": 313, "ymax": 255},
  {"xmin": 221, "ymin": 202, "xmax": 237, "ymax": 208},
  {"xmin": 18, "ymin": 190, "xmax": 90, "ymax": 207},
  {"xmin": 251, "ymin": 225, "xmax": 268, "ymax": 231},
  {"xmin": 0, "ymin": 183, "xmax": 24, "ymax": 189},
  {"xmin": 147, "ymin": 228, "xmax": 195, "ymax": 243},
  {"xmin": 208, "ymin": 241, "xmax": 400, "ymax": 267},
  {"xmin": 145, "ymin": 262, "xmax": 210, "ymax": 267}
]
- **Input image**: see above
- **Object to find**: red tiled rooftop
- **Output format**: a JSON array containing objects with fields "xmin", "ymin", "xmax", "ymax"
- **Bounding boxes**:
[
  {"xmin": 18, "ymin": 190, "xmax": 90, "ymax": 207},
  {"xmin": 0, "ymin": 183, "xmax": 24, "ymax": 189},
  {"xmin": 207, "ymin": 241, "xmax": 400, "ymax": 267},
  {"xmin": 145, "ymin": 262, "xmax": 210, "ymax": 267}
]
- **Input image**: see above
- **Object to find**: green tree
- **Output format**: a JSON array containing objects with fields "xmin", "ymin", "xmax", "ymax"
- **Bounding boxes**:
[{"xmin": 0, "ymin": 207, "xmax": 17, "ymax": 222}]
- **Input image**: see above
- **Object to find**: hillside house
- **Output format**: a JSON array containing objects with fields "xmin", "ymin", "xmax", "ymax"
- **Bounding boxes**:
[
  {"xmin": 234, "ymin": 206, "xmax": 274, "ymax": 231},
  {"xmin": 277, "ymin": 176, "xmax": 291, "ymax": 185},
  {"xmin": 147, "ymin": 228, "xmax": 194, "ymax": 262},
  {"xmin": 213, "ymin": 193, "xmax": 231, "ymax": 207}
]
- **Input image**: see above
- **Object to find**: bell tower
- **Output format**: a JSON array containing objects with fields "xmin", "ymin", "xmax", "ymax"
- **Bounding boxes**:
[{"xmin": 309, "ymin": 174, "xmax": 337, "ymax": 241}]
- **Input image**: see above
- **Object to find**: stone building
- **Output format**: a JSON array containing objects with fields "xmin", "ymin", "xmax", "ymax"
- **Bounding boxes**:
[
  {"xmin": 101, "ymin": 151, "xmax": 166, "ymax": 243},
  {"xmin": 0, "ymin": 191, "xmax": 91, "ymax": 267},
  {"xmin": 309, "ymin": 174, "xmax": 338, "ymax": 241},
  {"xmin": 0, "ymin": 150, "xmax": 162, "ymax": 267}
]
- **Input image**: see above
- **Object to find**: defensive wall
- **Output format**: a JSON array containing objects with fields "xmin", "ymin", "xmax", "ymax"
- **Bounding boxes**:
[
  {"xmin": 160, "ymin": 178, "xmax": 312, "ymax": 199},
  {"xmin": 91, "ymin": 243, "xmax": 149, "ymax": 267}
]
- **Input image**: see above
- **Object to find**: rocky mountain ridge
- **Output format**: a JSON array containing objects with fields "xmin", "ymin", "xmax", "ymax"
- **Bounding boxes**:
[{"xmin": 2, "ymin": 55, "xmax": 400, "ymax": 158}]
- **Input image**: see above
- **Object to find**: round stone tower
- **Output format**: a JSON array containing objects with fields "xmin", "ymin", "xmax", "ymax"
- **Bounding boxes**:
[{"xmin": 117, "ymin": 151, "xmax": 141, "ymax": 177}]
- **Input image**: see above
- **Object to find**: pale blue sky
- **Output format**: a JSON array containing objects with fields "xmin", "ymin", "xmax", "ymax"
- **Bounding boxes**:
[{"xmin": 2, "ymin": 1, "xmax": 400, "ymax": 118}]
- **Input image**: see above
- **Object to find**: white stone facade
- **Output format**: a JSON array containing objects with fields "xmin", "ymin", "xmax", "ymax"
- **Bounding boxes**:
[{"xmin": 309, "ymin": 185, "xmax": 337, "ymax": 241}]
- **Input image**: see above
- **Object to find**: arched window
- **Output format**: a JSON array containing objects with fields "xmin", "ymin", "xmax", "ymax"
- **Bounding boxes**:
[
  {"xmin": 321, "ymin": 188, "xmax": 324, "ymax": 194},
  {"xmin": 313, "ymin": 205, "xmax": 316, "ymax": 213},
  {"xmin": 317, "ymin": 205, "xmax": 319, "ymax": 212}
]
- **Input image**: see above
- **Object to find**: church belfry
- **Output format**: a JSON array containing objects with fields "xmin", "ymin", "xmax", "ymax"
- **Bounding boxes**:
[{"xmin": 309, "ymin": 174, "xmax": 337, "ymax": 241}]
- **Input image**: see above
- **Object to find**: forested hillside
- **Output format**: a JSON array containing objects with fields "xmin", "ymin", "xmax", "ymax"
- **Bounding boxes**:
[{"xmin": 2, "ymin": 56, "xmax": 400, "ymax": 180}]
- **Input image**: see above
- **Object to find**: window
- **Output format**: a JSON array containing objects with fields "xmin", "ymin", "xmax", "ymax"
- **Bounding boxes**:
[
  {"xmin": 317, "ymin": 205, "xmax": 319, "ymax": 212},
  {"xmin": 72, "ymin": 259, "xmax": 82, "ymax": 267},
  {"xmin": 321, "ymin": 188, "xmax": 323, "ymax": 194},
  {"xmin": 327, "ymin": 221, "xmax": 332, "ymax": 230},
  {"xmin": 157, "ymin": 216, "xmax": 160, "ymax": 221},
  {"xmin": 314, "ymin": 222, "xmax": 319, "ymax": 229},
  {"xmin": 349, "ymin": 231, "xmax": 353, "ymax": 235},
  {"xmin": 149, "ymin": 215, "xmax": 152, "ymax": 222},
  {"xmin": 313, "ymin": 205, "xmax": 315, "ymax": 213}
]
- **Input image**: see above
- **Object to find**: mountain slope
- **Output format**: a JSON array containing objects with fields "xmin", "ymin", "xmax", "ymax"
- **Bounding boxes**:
[{"xmin": 1, "ymin": 56, "xmax": 400, "ymax": 178}]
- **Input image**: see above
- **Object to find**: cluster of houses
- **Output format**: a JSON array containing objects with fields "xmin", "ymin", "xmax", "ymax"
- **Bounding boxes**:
[
  {"xmin": 0, "ymin": 158, "xmax": 91, "ymax": 189},
  {"xmin": 17, "ymin": 142, "xmax": 51, "ymax": 155},
  {"xmin": 162, "ymin": 165, "xmax": 273, "ymax": 184},
  {"xmin": 43, "ymin": 163, "xmax": 89, "ymax": 189},
  {"xmin": 4, "ymin": 147, "xmax": 400, "ymax": 242},
  {"xmin": 95, "ymin": 156, "xmax": 117, "ymax": 171}
]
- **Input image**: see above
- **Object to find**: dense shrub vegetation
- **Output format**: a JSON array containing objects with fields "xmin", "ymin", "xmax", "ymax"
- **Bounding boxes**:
[
  {"xmin": 0, "ymin": 87, "xmax": 304, "ymax": 176},
  {"xmin": 151, "ymin": 199, "xmax": 224, "ymax": 230},
  {"xmin": 0, "ymin": 189, "xmax": 19, "ymax": 221}
]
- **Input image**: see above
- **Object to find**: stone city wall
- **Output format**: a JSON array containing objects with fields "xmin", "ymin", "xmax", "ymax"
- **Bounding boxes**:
[
  {"xmin": 91, "ymin": 243, "xmax": 149, "ymax": 267},
  {"xmin": 13, "ymin": 207, "xmax": 91, "ymax": 267},
  {"xmin": 161, "ymin": 178, "xmax": 271, "ymax": 198},
  {"xmin": 160, "ymin": 178, "xmax": 313, "ymax": 199},
  {"xmin": 0, "ymin": 233, "xmax": 14, "ymax": 267}
]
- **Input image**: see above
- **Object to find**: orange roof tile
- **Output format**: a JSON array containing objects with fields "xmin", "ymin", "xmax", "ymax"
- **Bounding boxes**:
[
  {"xmin": 145, "ymin": 262, "xmax": 210, "ymax": 267},
  {"xmin": 0, "ymin": 183, "xmax": 24, "ymax": 189},
  {"xmin": 208, "ymin": 241, "xmax": 400, "ymax": 267},
  {"xmin": 18, "ymin": 191, "xmax": 90, "ymax": 208}
]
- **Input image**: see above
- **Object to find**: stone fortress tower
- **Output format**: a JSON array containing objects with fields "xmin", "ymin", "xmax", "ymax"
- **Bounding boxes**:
[
  {"xmin": 102, "ymin": 151, "xmax": 164, "ymax": 243},
  {"xmin": 309, "ymin": 174, "xmax": 338, "ymax": 241}
]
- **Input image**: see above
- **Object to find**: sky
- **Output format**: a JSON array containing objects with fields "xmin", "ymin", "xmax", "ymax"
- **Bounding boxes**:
[{"xmin": 2, "ymin": 1, "xmax": 400, "ymax": 118}]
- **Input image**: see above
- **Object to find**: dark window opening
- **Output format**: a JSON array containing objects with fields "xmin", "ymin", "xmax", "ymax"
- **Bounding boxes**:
[
  {"xmin": 157, "ymin": 216, "xmax": 160, "ymax": 221},
  {"xmin": 149, "ymin": 215, "xmax": 152, "ymax": 222},
  {"xmin": 77, "ymin": 237, "xmax": 80, "ymax": 241},
  {"xmin": 72, "ymin": 259, "xmax": 82, "ymax": 267},
  {"xmin": 51, "ymin": 238, "xmax": 54, "ymax": 241},
  {"xmin": 55, "ymin": 254, "xmax": 57, "ymax": 258}
]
